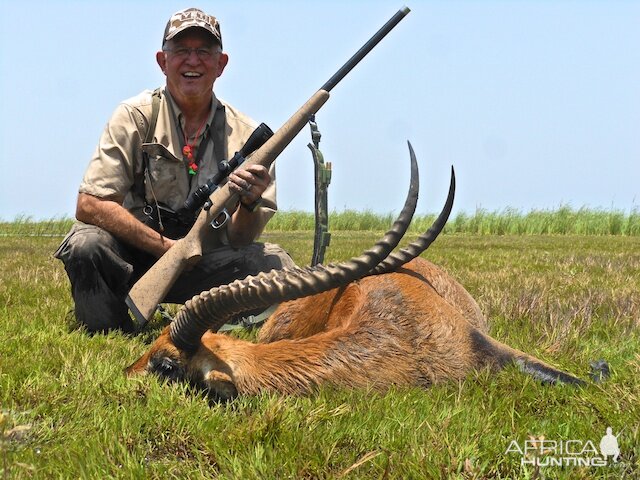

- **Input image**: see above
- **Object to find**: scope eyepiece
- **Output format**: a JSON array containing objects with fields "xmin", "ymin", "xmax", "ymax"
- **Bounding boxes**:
[{"xmin": 183, "ymin": 184, "xmax": 212, "ymax": 213}]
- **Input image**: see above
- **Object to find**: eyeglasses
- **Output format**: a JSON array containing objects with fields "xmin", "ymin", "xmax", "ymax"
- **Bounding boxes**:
[{"xmin": 163, "ymin": 46, "xmax": 219, "ymax": 60}]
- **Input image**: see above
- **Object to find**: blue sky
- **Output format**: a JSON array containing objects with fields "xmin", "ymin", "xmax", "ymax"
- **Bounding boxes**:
[{"xmin": 1, "ymin": 0, "xmax": 638, "ymax": 220}]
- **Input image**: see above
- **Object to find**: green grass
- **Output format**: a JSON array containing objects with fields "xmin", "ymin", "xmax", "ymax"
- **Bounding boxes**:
[{"xmin": 1, "ymin": 231, "xmax": 639, "ymax": 478}]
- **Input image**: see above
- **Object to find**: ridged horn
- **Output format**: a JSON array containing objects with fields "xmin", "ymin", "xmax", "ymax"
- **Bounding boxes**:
[
  {"xmin": 169, "ymin": 142, "xmax": 420, "ymax": 353},
  {"xmin": 367, "ymin": 164, "xmax": 455, "ymax": 276}
]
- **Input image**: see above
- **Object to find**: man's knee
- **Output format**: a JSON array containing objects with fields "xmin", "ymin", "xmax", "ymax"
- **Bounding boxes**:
[
  {"xmin": 169, "ymin": 242, "xmax": 295, "ymax": 302},
  {"xmin": 57, "ymin": 224, "xmax": 134, "ymax": 284},
  {"xmin": 247, "ymin": 242, "xmax": 296, "ymax": 273},
  {"xmin": 56, "ymin": 224, "xmax": 122, "ymax": 267}
]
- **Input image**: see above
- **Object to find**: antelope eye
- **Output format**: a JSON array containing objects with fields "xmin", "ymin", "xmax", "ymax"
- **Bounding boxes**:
[
  {"xmin": 158, "ymin": 357, "xmax": 176, "ymax": 374},
  {"xmin": 150, "ymin": 355, "xmax": 184, "ymax": 381}
]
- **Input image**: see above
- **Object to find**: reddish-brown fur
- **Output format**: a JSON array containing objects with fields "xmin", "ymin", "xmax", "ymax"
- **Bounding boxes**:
[
  {"xmin": 259, "ymin": 257, "xmax": 487, "ymax": 343},
  {"xmin": 127, "ymin": 257, "xmax": 582, "ymax": 399}
]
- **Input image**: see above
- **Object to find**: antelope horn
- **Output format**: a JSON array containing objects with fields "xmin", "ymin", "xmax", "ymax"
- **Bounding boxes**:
[
  {"xmin": 367, "ymin": 163, "xmax": 455, "ymax": 276},
  {"xmin": 169, "ymin": 142, "xmax": 420, "ymax": 353}
]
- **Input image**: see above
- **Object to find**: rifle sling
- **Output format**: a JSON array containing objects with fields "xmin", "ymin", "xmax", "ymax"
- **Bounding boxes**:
[{"xmin": 133, "ymin": 88, "xmax": 162, "ymax": 202}]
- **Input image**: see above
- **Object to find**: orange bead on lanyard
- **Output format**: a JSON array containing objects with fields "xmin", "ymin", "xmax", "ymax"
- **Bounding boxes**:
[{"xmin": 182, "ymin": 117, "xmax": 207, "ymax": 175}]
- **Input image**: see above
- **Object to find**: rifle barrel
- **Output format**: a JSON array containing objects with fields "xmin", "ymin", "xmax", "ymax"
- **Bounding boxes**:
[{"xmin": 321, "ymin": 6, "xmax": 410, "ymax": 92}]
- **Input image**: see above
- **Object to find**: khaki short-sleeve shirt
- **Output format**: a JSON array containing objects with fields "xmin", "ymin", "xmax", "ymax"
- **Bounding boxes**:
[{"xmin": 79, "ymin": 88, "xmax": 277, "ymax": 246}]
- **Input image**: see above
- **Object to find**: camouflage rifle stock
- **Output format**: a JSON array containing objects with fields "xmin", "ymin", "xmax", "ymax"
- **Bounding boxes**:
[{"xmin": 126, "ymin": 6, "xmax": 411, "ymax": 326}]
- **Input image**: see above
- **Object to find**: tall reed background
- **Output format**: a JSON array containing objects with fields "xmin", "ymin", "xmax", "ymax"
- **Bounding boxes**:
[{"xmin": 2, "ymin": 206, "xmax": 640, "ymax": 236}]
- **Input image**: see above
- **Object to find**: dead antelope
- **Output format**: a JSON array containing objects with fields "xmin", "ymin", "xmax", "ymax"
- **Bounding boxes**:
[{"xmin": 127, "ymin": 143, "xmax": 588, "ymax": 400}]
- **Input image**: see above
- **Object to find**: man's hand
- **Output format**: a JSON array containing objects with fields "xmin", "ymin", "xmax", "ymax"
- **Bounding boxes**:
[
  {"xmin": 225, "ymin": 164, "xmax": 272, "ymax": 246},
  {"xmin": 228, "ymin": 164, "xmax": 271, "ymax": 207}
]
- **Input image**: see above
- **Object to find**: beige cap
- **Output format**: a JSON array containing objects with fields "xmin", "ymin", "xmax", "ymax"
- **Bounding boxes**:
[{"xmin": 163, "ymin": 8, "xmax": 222, "ymax": 48}]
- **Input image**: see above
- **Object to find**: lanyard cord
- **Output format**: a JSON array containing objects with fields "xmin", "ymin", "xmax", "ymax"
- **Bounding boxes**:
[
  {"xmin": 179, "ymin": 114, "xmax": 215, "ymax": 191},
  {"xmin": 181, "ymin": 116, "xmax": 208, "ymax": 176}
]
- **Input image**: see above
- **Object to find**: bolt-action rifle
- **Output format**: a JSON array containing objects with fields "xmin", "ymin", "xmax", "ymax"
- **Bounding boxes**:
[{"xmin": 126, "ymin": 6, "xmax": 411, "ymax": 327}]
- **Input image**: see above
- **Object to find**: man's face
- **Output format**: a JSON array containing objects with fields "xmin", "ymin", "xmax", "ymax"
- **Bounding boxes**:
[{"xmin": 157, "ymin": 29, "xmax": 228, "ymax": 104}]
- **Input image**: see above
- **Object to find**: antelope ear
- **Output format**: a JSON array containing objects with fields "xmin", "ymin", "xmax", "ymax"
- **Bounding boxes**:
[{"xmin": 204, "ymin": 370, "xmax": 238, "ymax": 401}]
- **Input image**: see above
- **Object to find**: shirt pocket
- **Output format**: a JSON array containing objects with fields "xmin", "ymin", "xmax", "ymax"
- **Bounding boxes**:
[{"xmin": 141, "ymin": 143, "xmax": 188, "ymax": 210}]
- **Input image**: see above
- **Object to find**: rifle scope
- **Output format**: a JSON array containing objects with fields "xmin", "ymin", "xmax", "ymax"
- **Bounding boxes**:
[{"xmin": 182, "ymin": 122, "xmax": 274, "ymax": 214}]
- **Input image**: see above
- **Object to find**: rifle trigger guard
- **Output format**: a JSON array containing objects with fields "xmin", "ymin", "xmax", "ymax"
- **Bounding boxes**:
[{"xmin": 210, "ymin": 209, "xmax": 230, "ymax": 229}]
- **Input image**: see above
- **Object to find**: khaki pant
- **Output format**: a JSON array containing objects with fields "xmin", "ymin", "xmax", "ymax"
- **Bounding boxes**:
[{"xmin": 54, "ymin": 223, "xmax": 295, "ymax": 333}]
